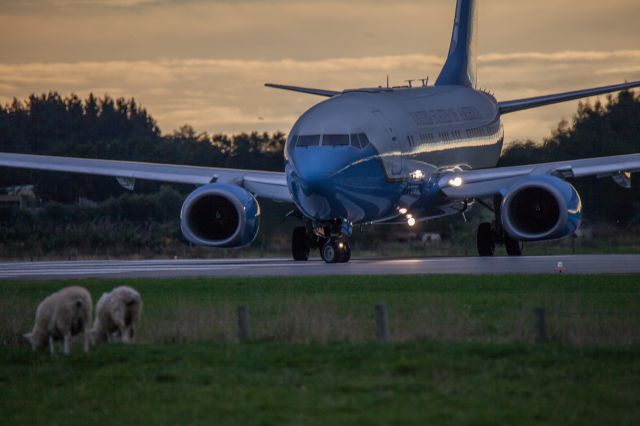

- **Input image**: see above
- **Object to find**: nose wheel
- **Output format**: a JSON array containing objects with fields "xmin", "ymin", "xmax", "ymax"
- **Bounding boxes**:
[{"xmin": 320, "ymin": 238, "xmax": 351, "ymax": 263}]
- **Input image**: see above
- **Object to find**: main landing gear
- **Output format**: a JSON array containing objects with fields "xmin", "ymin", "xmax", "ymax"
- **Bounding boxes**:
[
  {"xmin": 476, "ymin": 195, "xmax": 523, "ymax": 257},
  {"xmin": 291, "ymin": 223, "xmax": 351, "ymax": 263},
  {"xmin": 291, "ymin": 226, "xmax": 311, "ymax": 261}
]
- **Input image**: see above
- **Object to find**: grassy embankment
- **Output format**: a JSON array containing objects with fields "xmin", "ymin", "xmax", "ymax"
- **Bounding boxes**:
[{"xmin": 1, "ymin": 275, "xmax": 640, "ymax": 424}]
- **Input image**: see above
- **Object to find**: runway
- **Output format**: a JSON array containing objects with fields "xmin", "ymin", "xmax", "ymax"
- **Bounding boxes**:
[{"xmin": 1, "ymin": 255, "xmax": 639, "ymax": 280}]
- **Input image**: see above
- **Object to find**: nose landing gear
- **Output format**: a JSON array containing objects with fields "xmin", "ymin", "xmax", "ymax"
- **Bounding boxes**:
[
  {"xmin": 290, "ymin": 223, "xmax": 352, "ymax": 263},
  {"xmin": 320, "ymin": 238, "xmax": 351, "ymax": 263}
]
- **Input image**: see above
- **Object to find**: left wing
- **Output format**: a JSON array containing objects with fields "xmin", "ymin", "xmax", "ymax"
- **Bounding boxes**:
[
  {"xmin": 437, "ymin": 153, "xmax": 640, "ymax": 199},
  {"xmin": 0, "ymin": 152, "xmax": 292, "ymax": 202}
]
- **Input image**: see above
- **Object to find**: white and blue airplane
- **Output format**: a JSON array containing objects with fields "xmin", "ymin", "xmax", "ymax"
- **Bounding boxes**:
[{"xmin": 1, "ymin": 0, "xmax": 640, "ymax": 263}]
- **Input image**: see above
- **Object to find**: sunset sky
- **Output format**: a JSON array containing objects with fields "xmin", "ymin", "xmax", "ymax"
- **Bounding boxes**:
[{"xmin": 1, "ymin": 0, "xmax": 639, "ymax": 143}]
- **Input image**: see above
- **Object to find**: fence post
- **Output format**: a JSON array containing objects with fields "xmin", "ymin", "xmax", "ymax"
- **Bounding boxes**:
[
  {"xmin": 534, "ymin": 307, "xmax": 547, "ymax": 343},
  {"xmin": 375, "ymin": 304, "xmax": 389, "ymax": 343},
  {"xmin": 238, "ymin": 305, "xmax": 250, "ymax": 342}
]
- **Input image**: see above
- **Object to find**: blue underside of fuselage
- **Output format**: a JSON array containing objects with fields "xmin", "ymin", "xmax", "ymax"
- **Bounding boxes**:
[{"xmin": 286, "ymin": 144, "xmax": 404, "ymax": 224}]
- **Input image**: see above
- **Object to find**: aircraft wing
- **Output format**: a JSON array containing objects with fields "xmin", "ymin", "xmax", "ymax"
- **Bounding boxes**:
[
  {"xmin": 437, "ymin": 153, "xmax": 640, "ymax": 199},
  {"xmin": 498, "ymin": 80, "xmax": 640, "ymax": 114},
  {"xmin": 0, "ymin": 152, "xmax": 292, "ymax": 202}
]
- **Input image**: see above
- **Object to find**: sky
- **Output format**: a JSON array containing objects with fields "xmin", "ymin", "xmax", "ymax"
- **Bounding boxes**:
[{"xmin": 1, "ymin": 0, "xmax": 639, "ymax": 143}]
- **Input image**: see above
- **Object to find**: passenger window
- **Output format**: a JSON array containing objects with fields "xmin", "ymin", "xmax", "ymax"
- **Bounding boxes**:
[
  {"xmin": 323, "ymin": 134, "xmax": 350, "ymax": 147},
  {"xmin": 296, "ymin": 135, "xmax": 321, "ymax": 147}
]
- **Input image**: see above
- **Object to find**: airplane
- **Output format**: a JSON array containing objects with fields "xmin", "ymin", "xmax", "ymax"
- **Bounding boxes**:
[{"xmin": 1, "ymin": 0, "xmax": 640, "ymax": 263}]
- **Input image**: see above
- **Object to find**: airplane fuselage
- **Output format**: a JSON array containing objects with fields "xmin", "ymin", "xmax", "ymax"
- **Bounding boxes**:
[{"xmin": 285, "ymin": 85, "xmax": 504, "ymax": 225}]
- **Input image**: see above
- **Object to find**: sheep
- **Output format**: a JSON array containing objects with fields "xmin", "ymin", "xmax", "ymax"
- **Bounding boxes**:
[
  {"xmin": 91, "ymin": 286, "xmax": 143, "ymax": 344},
  {"xmin": 23, "ymin": 286, "xmax": 92, "ymax": 355}
]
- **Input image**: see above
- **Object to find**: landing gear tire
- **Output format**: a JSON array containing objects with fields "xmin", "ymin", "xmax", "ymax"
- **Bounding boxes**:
[
  {"xmin": 291, "ymin": 227, "xmax": 310, "ymax": 261},
  {"xmin": 505, "ymin": 235, "xmax": 523, "ymax": 256},
  {"xmin": 477, "ymin": 222, "xmax": 495, "ymax": 257},
  {"xmin": 320, "ymin": 238, "xmax": 351, "ymax": 263}
]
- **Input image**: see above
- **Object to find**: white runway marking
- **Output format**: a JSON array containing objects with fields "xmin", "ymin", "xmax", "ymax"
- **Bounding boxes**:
[{"xmin": 1, "ymin": 255, "xmax": 640, "ymax": 280}]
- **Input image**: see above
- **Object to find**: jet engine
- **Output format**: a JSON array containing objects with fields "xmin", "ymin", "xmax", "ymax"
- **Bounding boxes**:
[
  {"xmin": 501, "ymin": 176, "xmax": 582, "ymax": 241},
  {"xmin": 180, "ymin": 183, "xmax": 260, "ymax": 248}
]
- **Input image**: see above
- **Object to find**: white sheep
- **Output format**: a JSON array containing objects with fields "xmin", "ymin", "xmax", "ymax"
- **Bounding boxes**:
[
  {"xmin": 91, "ymin": 286, "xmax": 143, "ymax": 344},
  {"xmin": 23, "ymin": 286, "xmax": 93, "ymax": 355}
]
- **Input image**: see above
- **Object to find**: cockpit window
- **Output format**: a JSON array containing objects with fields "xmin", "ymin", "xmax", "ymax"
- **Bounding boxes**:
[
  {"xmin": 323, "ymin": 134, "xmax": 350, "ymax": 147},
  {"xmin": 350, "ymin": 133, "xmax": 371, "ymax": 149},
  {"xmin": 296, "ymin": 135, "xmax": 321, "ymax": 147}
]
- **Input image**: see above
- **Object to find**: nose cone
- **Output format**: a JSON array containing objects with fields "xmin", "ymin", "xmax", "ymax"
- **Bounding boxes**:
[
  {"xmin": 291, "ymin": 147, "xmax": 348, "ymax": 187},
  {"xmin": 287, "ymin": 147, "xmax": 354, "ymax": 220}
]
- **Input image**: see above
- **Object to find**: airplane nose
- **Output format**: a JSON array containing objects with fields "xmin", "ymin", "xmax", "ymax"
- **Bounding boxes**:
[
  {"xmin": 287, "ymin": 147, "xmax": 356, "ymax": 220},
  {"xmin": 291, "ymin": 148, "xmax": 346, "ymax": 188}
]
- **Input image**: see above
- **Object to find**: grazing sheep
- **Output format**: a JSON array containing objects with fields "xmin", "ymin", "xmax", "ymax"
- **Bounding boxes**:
[
  {"xmin": 92, "ymin": 286, "xmax": 142, "ymax": 344},
  {"xmin": 23, "ymin": 286, "xmax": 92, "ymax": 355}
]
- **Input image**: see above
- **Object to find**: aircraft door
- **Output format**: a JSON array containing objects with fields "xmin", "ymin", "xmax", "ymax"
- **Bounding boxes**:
[{"xmin": 372, "ymin": 110, "xmax": 403, "ymax": 179}]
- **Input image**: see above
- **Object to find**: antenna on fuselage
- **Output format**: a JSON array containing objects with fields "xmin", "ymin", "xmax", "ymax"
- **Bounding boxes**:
[
  {"xmin": 386, "ymin": 75, "xmax": 389, "ymax": 88},
  {"xmin": 420, "ymin": 77, "xmax": 429, "ymax": 87}
]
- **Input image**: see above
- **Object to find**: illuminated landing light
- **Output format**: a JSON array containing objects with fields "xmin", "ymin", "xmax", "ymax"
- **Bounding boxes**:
[
  {"xmin": 448, "ymin": 177, "xmax": 463, "ymax": 187},
  {"xmin": 398, "ymin": 208, "xmax": 408, "ymax": 215},
  {"xmin": 408, "ymin": 217, "xmax": 416, "ymax": 227},
  {"xmin": 338, "ymin": 242, "xmax": 345, "ymax": 249},
  {"xmin": 406, "ymin": 214, "xmax": 413, "ymax": 219},
  {"xmin": 411, "ymin": 170, "xmax": 425, "ymax": 180}
]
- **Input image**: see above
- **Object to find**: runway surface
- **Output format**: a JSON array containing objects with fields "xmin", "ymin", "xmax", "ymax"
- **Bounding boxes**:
[{"xmin": 1, "ymin": 255, "xmax": 639, "ymax": 280}]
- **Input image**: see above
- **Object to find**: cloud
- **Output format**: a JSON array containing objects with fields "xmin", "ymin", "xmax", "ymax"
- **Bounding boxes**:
[
  {"xmin": 0, "ymin": 50, "xmax": 638, "ymax": 141},
  {"xmin": 12, "ymin": 0, "xmax": 164, "ymax": 8}
]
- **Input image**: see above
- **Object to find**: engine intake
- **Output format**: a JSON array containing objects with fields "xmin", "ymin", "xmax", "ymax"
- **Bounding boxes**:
[
  {"xmin": 180, "ymin": 183, "xmax": 260, "ymax": 248},
  {"xmin": 501, "ymin": 176, "xmax": 582, "ymax": 241}
]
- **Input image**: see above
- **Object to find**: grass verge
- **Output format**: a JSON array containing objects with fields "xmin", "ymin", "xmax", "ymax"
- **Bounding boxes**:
[
  {"xmin": 1, "ymin": 342, "xmax": 640, "ymax": 425},
  {"xmin": 2, "ymin": 274, "xmax": 640, "ymax": 424}
]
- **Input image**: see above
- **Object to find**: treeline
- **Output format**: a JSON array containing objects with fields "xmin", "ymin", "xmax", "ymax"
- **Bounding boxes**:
[
  {"xmin": 0, "ymin": 92, "xmax": 286, "ymax": 202},
  {"xmin": 499, "ymin": 90, "xmax": 640, "ymax": 224},
  {"xmin": 0, "ymin": 188, "xmax": 183, "ymax": 258}
]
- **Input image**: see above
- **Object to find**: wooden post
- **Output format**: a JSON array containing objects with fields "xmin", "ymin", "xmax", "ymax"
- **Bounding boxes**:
[
  {"xmin": 375, "ymin": 304, "xmax": 389, "ymax": 342},
  {"xmin": 238, "ymin": 305, "xmax": 250, "ymax": 342},
  {"xmin": 534, "ymin": 307, "xmax": 547, "ymax": 343}
]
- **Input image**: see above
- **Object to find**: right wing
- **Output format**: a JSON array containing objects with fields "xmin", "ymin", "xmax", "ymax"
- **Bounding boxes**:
[
  {"xmin": 498, "ymin": 80, "xmax": 640, "ymax": 114},
  {"xmin": 0, "ymin": 152, "xmax": 292, "ymax": 202},
  {"xmin": 437, "ymin": 153, "xmax": 640, "ymax": 199}
]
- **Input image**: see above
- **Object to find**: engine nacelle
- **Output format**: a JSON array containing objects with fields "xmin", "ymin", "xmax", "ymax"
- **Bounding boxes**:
[
  {"xmin": 501, "ymin": 176, "xmax": 582, "ymax": 241},
  {"xmin": 180, "ymin": 183, "xmax": 260, "ymax": 248}
]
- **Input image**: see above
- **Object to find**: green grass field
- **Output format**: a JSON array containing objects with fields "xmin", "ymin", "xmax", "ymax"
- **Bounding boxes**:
[{"xmin": 2, "ymin": 275, "xmax": 640, "ymax": 424}]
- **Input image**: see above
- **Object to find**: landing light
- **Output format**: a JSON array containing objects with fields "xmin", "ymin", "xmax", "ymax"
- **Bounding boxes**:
[
  {"xmin": 398, "ymin": 208, "xmax": 408, "ymax": 215},
  {"xmin": 448, "ymin": 177, "xmax": 463, "ymax": 187},
  {"xmin": 338, "ymin": 242, "xmax": 345, "ymax": 249},
  {"xmin": 411, "ymin": 170, "xmax": 425, "ymax": 180},
  {"xmin": 408, "ymin": 217, "xmax": 416, "ymax": 227}
]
